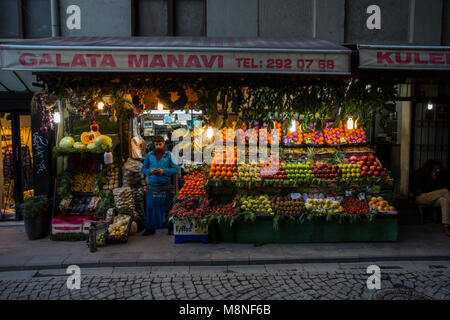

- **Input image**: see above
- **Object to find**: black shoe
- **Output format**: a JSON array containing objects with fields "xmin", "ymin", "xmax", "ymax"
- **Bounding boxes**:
[{"xmin": 142, "ymin": 229, "xmax": 155, "ymax": 236}]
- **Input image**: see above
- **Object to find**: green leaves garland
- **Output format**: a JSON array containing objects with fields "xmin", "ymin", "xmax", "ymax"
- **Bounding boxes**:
[{"xmin": 41, "ymin": 74, "xmax": 397, "ymax": 129}]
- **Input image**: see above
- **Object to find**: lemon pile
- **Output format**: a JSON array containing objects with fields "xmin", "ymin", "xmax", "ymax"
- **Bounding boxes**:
[
  {"xmin": 71, "ymin": 173, "xmax": 97, "ymax": 193},
  {"xmin": 108, "ymin": 214, "xmax": 131, "ymax": 238},
  {"xmin": 305, "ymin": 198, "xmax": 344, "ymax": 214}
]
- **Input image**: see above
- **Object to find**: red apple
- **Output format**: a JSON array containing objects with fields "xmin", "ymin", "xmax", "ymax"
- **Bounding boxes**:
[
  {"xmin": 380, "ymin": 171, "xmax": 386, "ymax": 176},
  {"xmin": 349, "ymin": 156, "xmax": 357, "ymax": 162},
  {"xmin": 361, "ymin": 171, "xmax": 367, "ymax": 177},
  {"xmin": 369, "ymin": 155, "xmax": 376, "ymax": 161},
  {"xmin": 367, "ymin": 171, "xmax": 374, "ymax": 176},
  {"xmin": 373, "ymin": 171, "xmax": 380, "ymax": 176},
  {"xmin": 376, "ymin": 166, "xmax": 383, "ymax": 171},
  {"xmin": 362, "ymin": 166, "xmax": 369, "ymax": 172},
  {"xmin": 369, "ymin": 166, "xmax": 376, "ymax": 171},
  {"xmin": 360, "ymin": 156, "xmax": 368, "ymax": 161}
]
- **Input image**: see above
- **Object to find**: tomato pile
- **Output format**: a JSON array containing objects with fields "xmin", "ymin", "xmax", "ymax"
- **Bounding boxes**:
[
  {"xmin": 341, "ymin": 197, "xmax": 370, "ymax": 215},
  {"xmin": 177, "ymin": 169, "xmax": 207, "ymax": 199}
]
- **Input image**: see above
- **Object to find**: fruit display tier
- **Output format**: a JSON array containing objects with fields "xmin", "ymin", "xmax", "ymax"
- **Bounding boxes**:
[{"xmin": 209, "ymin": 215, "xmax": 398, "ymax": 243}]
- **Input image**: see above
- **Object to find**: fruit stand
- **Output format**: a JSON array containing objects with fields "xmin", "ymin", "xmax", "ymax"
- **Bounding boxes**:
[
  {"xmin": 35, "ymin": 70, "xmax": 399, "ymax": 245},
  {"xmin": 51, "ymin": 112, "xmax": 144, "ymax": 245},
  {"xmin": 168, "ymin": 125, "xmax": 398, "ymax": 244}
]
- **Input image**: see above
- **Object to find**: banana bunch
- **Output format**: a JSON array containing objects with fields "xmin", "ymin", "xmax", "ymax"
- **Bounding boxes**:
[
  {"xmin": 299, "ymin": 122, "xmax": 313, "ymax": 133},
  {"xmin": 330, "ymin": 118, "xmax": 342, "ymax": 128},
  {"xmin": 71, "ymin": 173, "xmax": 96, "ymax": 193}
]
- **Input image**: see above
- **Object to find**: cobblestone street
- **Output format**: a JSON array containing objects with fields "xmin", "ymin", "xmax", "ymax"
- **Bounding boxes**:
[{"xmin": 0, "ymin": 261, "xmax": 448, "ymax": 300}]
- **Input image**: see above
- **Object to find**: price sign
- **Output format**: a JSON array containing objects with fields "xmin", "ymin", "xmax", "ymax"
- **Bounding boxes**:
[{"xmin": 290, "ymin": 193, "xmax": 301, "ymax": 200}]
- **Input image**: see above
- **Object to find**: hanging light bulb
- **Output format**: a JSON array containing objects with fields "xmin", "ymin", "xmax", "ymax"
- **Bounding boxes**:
[
  {"xmin": 206, "ymin": 126, "xmax": 214, "ymax": 139},
  {"xmin": 347, "ymin": 116, "xmax": 354, "ymax": 130},
  {"xmin": 53, "ymin": 111, "xmax": 61, "ymax": 124},
  {"xmin": 157, "ymin": 102, "xmax": 164, "ymax": 111},
  {"xmin": 427, "ymin": 102, "xmax": 434, "ymax": 110},
  {"xmin": 289, "ymin": 120, "xmax": 297, "ymax": 132},
  {"xmin": 97, "ymin": 102, "xmax": 104, "ymax": 110}
]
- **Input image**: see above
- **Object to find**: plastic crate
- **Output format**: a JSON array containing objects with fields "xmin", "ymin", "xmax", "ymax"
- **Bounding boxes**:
[
  {"xmin": 105, "ymin": 217, "xmax": 132, "ymax": 244},
  {"xmin": 174, "ymin": 234, "xmax": 208, "ymax": 244}
]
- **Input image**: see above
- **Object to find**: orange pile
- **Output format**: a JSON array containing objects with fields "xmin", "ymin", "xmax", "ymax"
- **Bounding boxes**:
[
  {"xmin": 343, "ymin": 127, "xmax": 367, "ymax": 144},
  {"xmin": 177, "ymin": 169, "xmax": 207, "ymax": 200},
  {"xmin": 209, "ymin": 162, "xmax": 237, "ymax": 180},
  {"xmin": 323, "ymin": 125, "xmax": 345, "ymax": 145}
]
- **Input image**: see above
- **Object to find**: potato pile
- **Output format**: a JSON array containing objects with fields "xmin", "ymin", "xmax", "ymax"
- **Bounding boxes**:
[
  {"xmin": 103, "ymin": 164, "xmax": 120, "ymax": 190},
  {"xmin": 270, "ymin": 194, "xmax": 305, "ymax": 215},
  {"xmin": 112, "ymin": 187, "xmax": 135, "ymax": 215},
  {"xmin": 122, "ymin": 158, "xmax": 143, "ymax": 187},
  {"xmin": 133, "ymin": 187, "xmax": 145, "ymax": 216}
]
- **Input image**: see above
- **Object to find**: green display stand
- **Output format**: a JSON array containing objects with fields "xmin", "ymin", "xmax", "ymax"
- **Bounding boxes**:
[{"xmin": 210, "ymin": 216, "xmax": 398, "ymax": 244}]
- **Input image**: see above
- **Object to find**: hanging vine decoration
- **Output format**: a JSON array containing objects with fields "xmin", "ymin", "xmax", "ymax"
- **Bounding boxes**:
[
  {"xmin": 31, "ymin": 90, "xmax": 58, "ymax": 132},
  {"xmin": 42, "ymin": 74, "xmax": 398, "ymax": 131}
]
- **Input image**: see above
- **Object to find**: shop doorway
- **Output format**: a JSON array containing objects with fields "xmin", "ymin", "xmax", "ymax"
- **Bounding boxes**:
[
  {"xmin": 412, "ymin": 102, "xmax": 450, "ymax": 172},
  {"xmin": 0, "ymin": 113, "xmax": 33, "ymax": 221}
]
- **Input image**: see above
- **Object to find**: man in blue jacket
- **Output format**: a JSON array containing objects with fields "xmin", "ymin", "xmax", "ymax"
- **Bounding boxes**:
[{"xmin": 141, "ymin": 136, "xmax": 179, "ymax": 236}]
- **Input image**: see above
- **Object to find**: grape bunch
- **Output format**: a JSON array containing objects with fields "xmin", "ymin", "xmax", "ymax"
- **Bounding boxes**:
[{"xmin": 169, "ymin": 199, "xmax": 212, "ymax": 219}]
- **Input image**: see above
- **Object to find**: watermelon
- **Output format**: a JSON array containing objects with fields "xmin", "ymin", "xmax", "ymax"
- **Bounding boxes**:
[{"xmin": 59, "ymin": 136, "xmax": 75, "ymax": 148}]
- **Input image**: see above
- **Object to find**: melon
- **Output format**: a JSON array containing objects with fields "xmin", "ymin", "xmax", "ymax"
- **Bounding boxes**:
[
  {"xmin": 94, "ymin": 135, "xmax": 112, "ymax": 148},
  {"xmin": 86, "ymin": 143, "xmax": 96, "ymax": 150},
  {"xmin": 73, "ymin": 142, "xmax": 86, "ymax": 150},
  {"xmin": 59, "ymin": 136, "xmax": 75, "ymax": 148}
]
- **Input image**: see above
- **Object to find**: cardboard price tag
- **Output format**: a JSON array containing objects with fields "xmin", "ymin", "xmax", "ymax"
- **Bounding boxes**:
[{"xmin": 290, "ymin": 193, "xmax": 301, "ymax": 200}]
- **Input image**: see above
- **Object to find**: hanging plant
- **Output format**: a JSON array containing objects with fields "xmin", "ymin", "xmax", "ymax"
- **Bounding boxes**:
[{"xmin": 31, "ymin": 90, "xmax": 58, "ymax": 132}]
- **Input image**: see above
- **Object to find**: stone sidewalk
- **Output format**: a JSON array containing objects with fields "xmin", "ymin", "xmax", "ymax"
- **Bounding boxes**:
[
  {"xmin": 1, "ymin": 261, "xmax": 449, "ymax": 300},
  {"xmin": 0, "ymin": 223, "xmax": 449, "ymax": 271}
]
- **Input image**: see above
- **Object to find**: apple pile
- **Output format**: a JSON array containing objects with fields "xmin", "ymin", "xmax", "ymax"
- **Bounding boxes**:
[
  {"xmin": 349, "ymin": 155, "xmax": 386, "ymax": 177},
  {"xmin": 341, "ymin": 197, "xmax": 369, "ymax": 215},
  {"xmin": 237, "ymin": 163, "xmax": 261, "ymax": 181},
  {"xmin": 339, "ymin": 163, "xmax": 361, "ymax": 181},
  {"xmin": 282, "ymin": 162, "xmax": 313, "ymax": 182},
  {"xmin": 260, "ymin": 162, "xmax": 287, "ymax": 180},
  {"xmin": 311, "ymin": 163, "xmax": 342, "ymax": 180},
  {"xmin": 210, "ymin": 202, "xmax": 237, "ymax": 217},
  {"xmin": 239, "ymin": 194, "xmax": 273, "ymax": 215}
]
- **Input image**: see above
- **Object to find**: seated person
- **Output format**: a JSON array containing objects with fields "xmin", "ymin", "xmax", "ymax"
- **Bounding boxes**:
[{"xmin": 413, "ymin": 160, "xmax": 450, "ymax": 236}]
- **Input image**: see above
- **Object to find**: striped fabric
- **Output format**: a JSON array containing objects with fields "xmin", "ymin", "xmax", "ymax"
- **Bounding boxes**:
[{"xmin": 1, "ymin": 36, "xmax": 349, "ymax": 52}]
